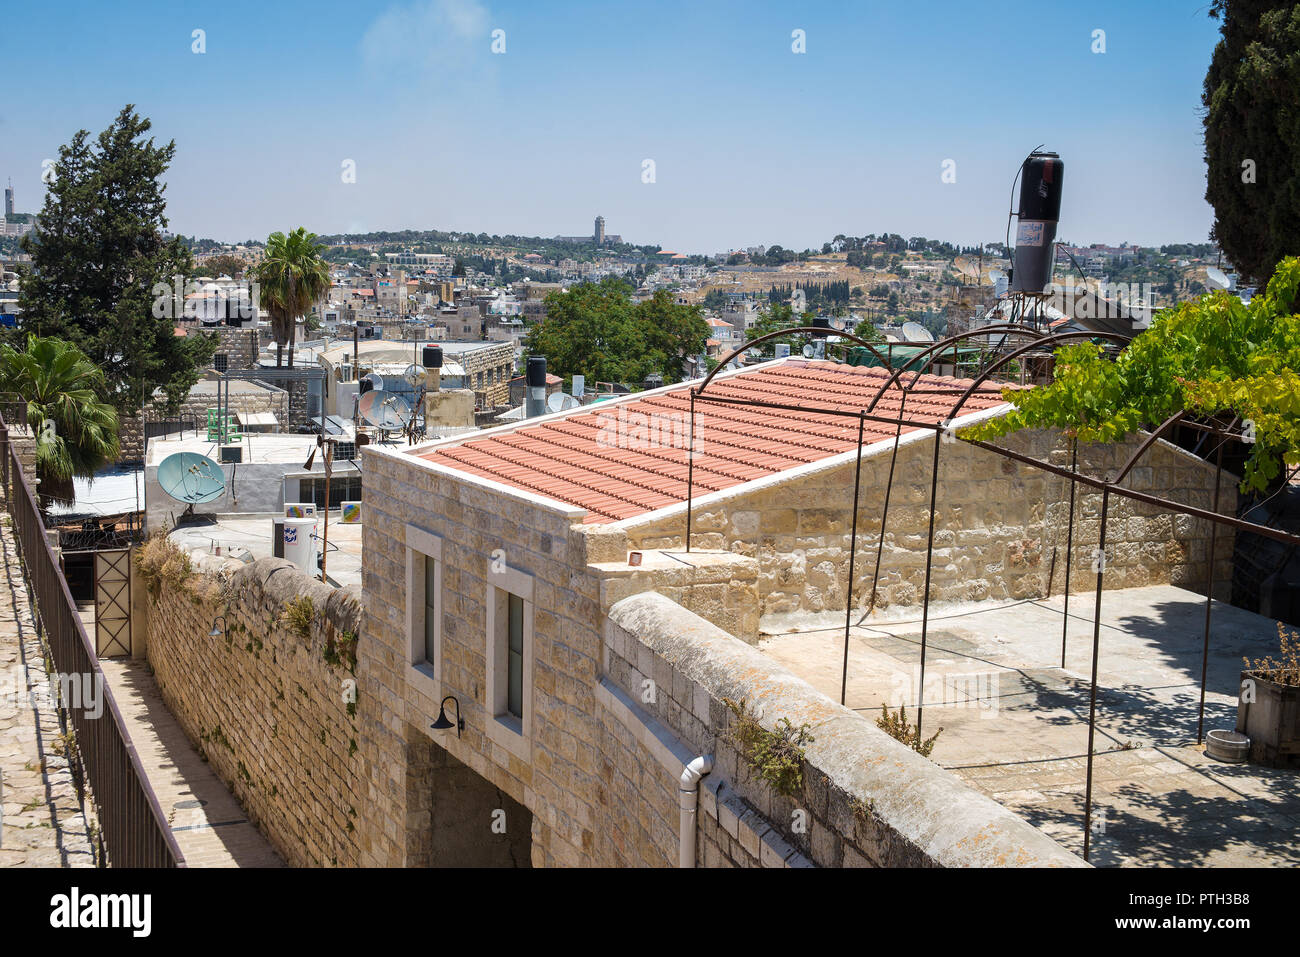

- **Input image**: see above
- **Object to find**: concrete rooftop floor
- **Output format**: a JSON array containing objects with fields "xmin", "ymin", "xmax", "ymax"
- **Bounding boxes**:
[
  {"xmin": 760, "ymin": 585, "xmax": 1300, "ymax": 867},
  {"xmin": 169, "ymin": 513, "xmax": 363, "ymax": 589}
]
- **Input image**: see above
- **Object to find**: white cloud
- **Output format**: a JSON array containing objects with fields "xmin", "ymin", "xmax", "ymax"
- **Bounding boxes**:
[{"xmin": 360, "ymin": 0, "xmax": 490, "ymax": 77}]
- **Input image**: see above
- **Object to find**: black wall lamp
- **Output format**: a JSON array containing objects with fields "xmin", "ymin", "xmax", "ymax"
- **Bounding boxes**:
[
  {"xmin": 209, "ymin": 615, "xmax": 227, "ymax": 638},
  {"xmin": 430, "ymin": 695, "xmax": 464, "ymax": 738}
]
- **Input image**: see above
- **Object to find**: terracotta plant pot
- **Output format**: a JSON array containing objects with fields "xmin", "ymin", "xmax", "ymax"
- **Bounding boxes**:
[{"xmin": 1237, "ymin": 669, "xmax": 1300, "ymax": 767}]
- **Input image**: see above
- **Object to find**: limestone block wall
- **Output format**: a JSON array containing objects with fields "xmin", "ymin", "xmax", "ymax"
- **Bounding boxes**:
[
  {"xmin": 359, "ymin": 445, "xmax": 601, "ymax": 867},
  {"xmin": 600, "ymin": 592, "xmax": 1084, "ymax": 867},
  {"xmin": 141, "ymin": 553, "xmax": 366, "ymax": 866},
  {"xmin": 456, "ymin": 342, "xmax": 514, "ymax": 408},
  {"xmin": 619, "ymin": 428, "xmax": 1236, "ymax": 625}
]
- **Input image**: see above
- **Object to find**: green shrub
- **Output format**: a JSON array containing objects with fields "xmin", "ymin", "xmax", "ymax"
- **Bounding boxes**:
[
  {"xmin": 723, "ymin": 697, "xmax": 814, "ymax": 797},
  {"xmin": 876, "ymin": 703, "xmax": 942, "ymax": 757}
]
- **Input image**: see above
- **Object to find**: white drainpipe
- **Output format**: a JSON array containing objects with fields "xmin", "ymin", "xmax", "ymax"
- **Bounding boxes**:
[{"xmin": 678, "ymin": 755, "xmax": 714, "ymax": 868}]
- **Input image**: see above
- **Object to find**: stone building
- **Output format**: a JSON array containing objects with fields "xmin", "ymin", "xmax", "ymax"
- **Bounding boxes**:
[{"xmin": 346, "ymin": 358, "xmax": 1231, "ymax": 867}]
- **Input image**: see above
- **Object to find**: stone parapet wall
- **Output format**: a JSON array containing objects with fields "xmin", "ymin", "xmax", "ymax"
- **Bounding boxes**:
[
  {"xmin": 141, "ymin": 552, "xmax": 364, "ymax": 866},
  {"xmin": 618, "ymin": 428, "xmax": 1236, "ymax": 626},
  {"xmin": 603, "ymin": 592, "xmax": 1085, "ymax": 868}
]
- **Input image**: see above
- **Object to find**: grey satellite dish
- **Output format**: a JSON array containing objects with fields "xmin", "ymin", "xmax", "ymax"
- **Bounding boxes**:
[
  {"xmin": 801, "ymin": 343, "xmax": 815, "ymax": 358},
  {"xmin": 1205, "ymin": 267, "xmax": 1231, "ymax": 291},
  {"xmin": 546, "ymin": 393, "xmax": 580, "ymax": 413},
  {"xmin": 358, "ymin": 389, "xmax": 413, "ymax": 430},
  {"xmin": 361, "ymin": 372, "xmax": 384, "ymax": 392},
  {"xmin": 901, "ymin": 321, "xmax": 935, "ymax": 343},
  {"xmin": 158, "ymin": 452, "xmax": 225, "ymax": 521},
  {"xmin": 403, "ymin": 364, "xmax": 426, "ymax": 386}
]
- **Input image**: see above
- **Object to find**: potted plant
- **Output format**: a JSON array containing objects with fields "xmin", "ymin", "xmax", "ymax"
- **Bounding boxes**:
[{"xmin": 1237, "ymin": 623, "xmax": 1300, "ymax": 767}]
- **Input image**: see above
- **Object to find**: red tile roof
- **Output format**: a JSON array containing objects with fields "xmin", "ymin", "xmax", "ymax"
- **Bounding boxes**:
[{"xmin": 416, "ymin": 360, "xmax": 1014, "ymax": 524}]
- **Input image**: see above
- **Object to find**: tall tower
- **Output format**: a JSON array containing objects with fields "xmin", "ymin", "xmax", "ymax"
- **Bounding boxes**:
[
  {"xmin": 594, "ymin": 215, "xmax": 605, "ymax": 245},
  {"xmin": 4, "ymin": 180, "xmax": 13, "ymax": 218}
]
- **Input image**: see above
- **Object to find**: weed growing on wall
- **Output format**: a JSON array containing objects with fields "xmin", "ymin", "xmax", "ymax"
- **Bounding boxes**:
[
  {"xmin": 876, "ymin": 703, "xmax": 942, "ymax": 757},
  {"xmin": 281, "ymin": 595, "xmax": 314, "ymax": 642},
  {"xmin": 723, "ymin": 697, "xmax": 814, "ymax": 797},
  {"xmin": 134, "ymin": 532, "xmax": 193, "ymax": 600}
]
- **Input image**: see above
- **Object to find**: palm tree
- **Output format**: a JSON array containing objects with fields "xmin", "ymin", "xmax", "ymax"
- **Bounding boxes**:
[
  {"xmin": 0, "ymin": 335, "xmax": 120, "ymax": 508},
  {"xmin": 256, "ymin": 228, "xmax": 331, "ymax": 367}
]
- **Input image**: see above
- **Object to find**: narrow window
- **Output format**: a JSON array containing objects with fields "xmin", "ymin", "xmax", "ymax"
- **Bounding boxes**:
[
  {"xmin": 507, "ymin": 593, "xmax": 523, "ymax": 718},
  {"xmin": 424, "ymin": 558, "xmax": 438, "ymax": 666}
]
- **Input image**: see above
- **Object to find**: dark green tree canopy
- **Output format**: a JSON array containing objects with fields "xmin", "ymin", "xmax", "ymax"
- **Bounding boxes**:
[
  {"xmin": 1202, "ymin": 1, "xmax": 1300, "ymax": 285},
  {"xmin": 524, "ymin": 278, "xmax": 708, "ymax": 386},
  {"xmin": 17, "ymin": 105, "xmax": 215, "ymax": 412}
]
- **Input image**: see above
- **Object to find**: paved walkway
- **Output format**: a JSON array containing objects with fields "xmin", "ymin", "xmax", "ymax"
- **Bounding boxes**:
[
  {"xmin": 0, "ymin": 516, "xmax": 96, "ymax": 867},
  {"xmin": 97, "ymin": 659, "xmax": 284, "ymax": 867}
]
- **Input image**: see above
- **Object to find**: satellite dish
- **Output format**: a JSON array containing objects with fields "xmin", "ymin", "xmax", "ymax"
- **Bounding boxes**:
[
  {"xmin": 358, "ymin": 389, "xmax": 413, "ymax": 430},
  {"xmin": 403, "ymin": 364, "xmax": 426, "ymax": 386},
  {"xmin": 801, "ymin": 343, "xmax": 815, "ymax": 359},
  {"xmin": 546, "ymin": 393, "xmax": 580, "ymax": 413},
  {"xmin": 901, "ymin": 321, "xmax": 935, "ymax": 343},
  {"xmin": 361, "ymin": 372, "xmax": 384, "ymax": 392},
  {"xmin": 989, "ymin": 269, "xmax": 1006, "ymax": 282},
  {"xmin": 1206, "ymin": 267, "xmax": 1231, "ymax": 291},
  {"xmin": 157, "ymin": 452, "xmax": 226, "ymax": 505}
]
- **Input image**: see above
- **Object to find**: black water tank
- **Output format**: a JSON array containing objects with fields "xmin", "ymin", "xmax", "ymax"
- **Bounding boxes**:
[
  {"xmin": 423, "ymin": 345, "xmax": 443, "ymax": 369},
  {"xmin": 1011, "ymin": 151, "xmax": 1064, "ymax": 294},
  {"xmin": 811, "ymin": 315, "xmax": 832, "ymax": 339},
  {"xmin": 526, "ymin": 356, "xmax": 547, "ymax": 388}
]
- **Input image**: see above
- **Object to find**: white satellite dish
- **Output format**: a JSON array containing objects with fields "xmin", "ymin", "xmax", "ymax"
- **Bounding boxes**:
[
  {"xmin": 901, "ymin": 321, "xmax": 935, "ymax": 343},
  {"xmin": 362, "ymin": 372, "xmax": 384, "ymax": 392},
  {"xmin": 546, "ymin": 393, "xmax": 580, "ymax": 413},
  {"xmin": 403, "ymin": 364, "xmax": 426, "ymax": 386},
  {"xmin": 1206, "ymin": 266, "xmax": 1231, "ymax": 291}
]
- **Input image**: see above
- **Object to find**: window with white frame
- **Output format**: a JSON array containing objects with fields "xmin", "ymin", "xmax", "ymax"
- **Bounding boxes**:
[
  {"xmin": 486, "ymin": 563, "xmax": 534, "ymax": 758},
  {"xmin": 405, "ymin": 525, "xmax": 443, "ymax": 698}
]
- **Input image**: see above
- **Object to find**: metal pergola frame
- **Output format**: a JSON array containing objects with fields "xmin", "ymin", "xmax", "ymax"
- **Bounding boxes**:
[{"xmin": 682, "ymin": 326, "xmax": 1300, "ymax": 862}]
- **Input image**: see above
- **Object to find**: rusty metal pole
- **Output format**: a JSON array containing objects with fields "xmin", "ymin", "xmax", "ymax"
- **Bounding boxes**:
[
  {"xmin": 1082, "ymin": 485, "xmax": 1111, "ymax": 862},
  {"xmin": 841, "ymin": 412, "xmax": 867, "ymax": 706},
  {"xmin": 1197, "ymin": 441, "xmax": 1226, "ymax": 744},
  {"xmin": 685, "ymin": 390, "xmax": 696, "ymax": 553},
  {"xmin": 1061, "ymin": 436, "xmax": 1079, "ymax": 668},
  {"xmin": 866, "ymin": 390, "xmax": 908, "ymax": 619},
  {"xmin": 915, "ymin": 425, "xmax": 943, "ymax": 740}
]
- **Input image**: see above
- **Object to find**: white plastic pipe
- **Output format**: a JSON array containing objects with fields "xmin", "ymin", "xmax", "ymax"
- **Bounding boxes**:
[{"xmin": 678, "ymin": 755, "xmax": 714, "ymax": 868}]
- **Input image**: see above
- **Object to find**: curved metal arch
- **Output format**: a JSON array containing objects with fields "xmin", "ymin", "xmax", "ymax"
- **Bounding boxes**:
[
  {"xmin": 945, "ymin": 330, "xmax": 1134, "ymax": 425},
  {"xmin": 697, "ymin": 326, "xmax": 896, "ymax": 394},
  {"xmin": 870, "ymin": 324, "xmax": 1050, "ymax": 414}
]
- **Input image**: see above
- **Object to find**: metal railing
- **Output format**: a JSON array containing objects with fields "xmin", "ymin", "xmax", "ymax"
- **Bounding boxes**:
[{"xmin": 0, "ymin": 416, "xmax": 184, "ymax": 867}]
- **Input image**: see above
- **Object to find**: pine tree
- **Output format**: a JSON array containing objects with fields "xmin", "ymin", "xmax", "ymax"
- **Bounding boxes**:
[
  {"xmin": 1202, "ymin": 1, "xmax": 1300, "ymax": 285},
  {"xmin": 16, "ymin": 105, "xmax": 215, "ymax": 412}
]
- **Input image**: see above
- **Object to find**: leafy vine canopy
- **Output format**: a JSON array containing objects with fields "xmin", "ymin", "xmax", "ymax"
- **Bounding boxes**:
[{"xmin": 962, "ymin": 256, "xmax": 1300, "ymax": 494}]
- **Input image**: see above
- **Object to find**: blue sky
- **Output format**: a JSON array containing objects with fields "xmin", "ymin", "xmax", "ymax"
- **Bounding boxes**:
[{"xmin": 2, "ymin": 0, "xmax": 1223, "ymax": 253}]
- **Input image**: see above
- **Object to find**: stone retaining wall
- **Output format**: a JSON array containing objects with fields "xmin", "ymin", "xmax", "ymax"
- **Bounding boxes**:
[{"xmin": 141, "ymin": 551, "xmax": 364, "ymax": 866}]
